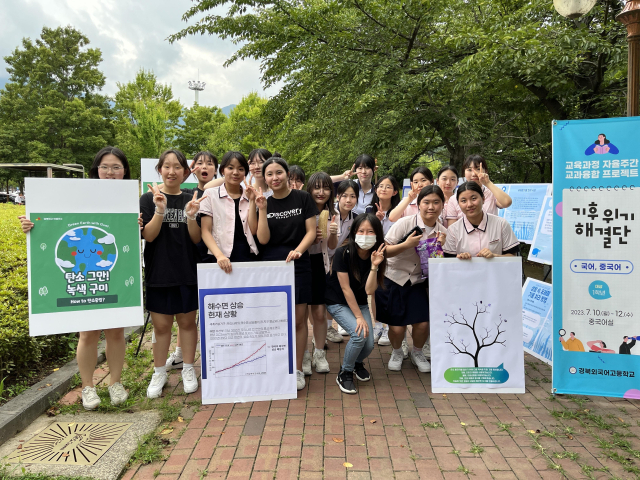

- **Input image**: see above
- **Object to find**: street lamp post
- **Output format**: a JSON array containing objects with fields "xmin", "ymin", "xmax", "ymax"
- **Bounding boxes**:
[{"xmin": 617, "ymin": 0, "xmax": 640, "ymax": 116}]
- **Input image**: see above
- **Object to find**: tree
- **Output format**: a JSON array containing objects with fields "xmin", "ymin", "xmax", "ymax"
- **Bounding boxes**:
[
  {"xmin": 175, "ymin": 104, "xmax": 227, "ymax": 158},
  {"xmin": 206, "ymin": 93, "xmax": 274, "ymax": 156},
  {"xmin": 0, "ymin": 26, "xmax": 113, "ymax": 170},
  {"xmin": 444, "ymin": 301, "xmax": 507, "ymax": 368},
  {"xmin": 113, "ymin": 69, "xmax": 183, "ymax": 177},
  {"xmin": 171, "ymin": 0, "xmax": 628, "ymax": 182}
]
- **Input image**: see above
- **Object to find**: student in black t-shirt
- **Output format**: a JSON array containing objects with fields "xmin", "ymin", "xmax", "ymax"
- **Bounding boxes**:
[
  {"xmin": 251, "ymin": 156, "xmax": 319, "ymax": 391},
  {"xmin": 326, "ymin": 213, "xmax": 387, "ymax": 394},
  {"xmin": 165, "ymin": 151, "xmax": 219, "ymax": 372},
  {"xmin": 140, "ymin": 149, "xmax": 207, "ymax": 399},
  {"xmin": 199, "ymin": 151, "xmax": 259, "ymax": 271}
]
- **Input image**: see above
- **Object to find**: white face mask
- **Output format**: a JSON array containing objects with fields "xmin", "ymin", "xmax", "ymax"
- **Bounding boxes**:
[{"xmin": 355, "ymin": 234, "xmax": 377, "ymax": 250}]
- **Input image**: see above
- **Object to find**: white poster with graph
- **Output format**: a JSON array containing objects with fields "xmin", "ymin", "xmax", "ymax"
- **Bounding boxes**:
[
  {"xmin": 197, "ymin": 261, "xmax": 297, "ymax": 404},
  {"xmin": 429, "ymin": 257, "xmax": 525, "ymax": 393}
]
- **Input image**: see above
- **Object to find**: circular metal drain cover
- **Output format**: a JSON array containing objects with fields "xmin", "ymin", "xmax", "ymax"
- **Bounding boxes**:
[{"xmin": 9, "ymin": 422, "xmax": 132, "ymax": 465}]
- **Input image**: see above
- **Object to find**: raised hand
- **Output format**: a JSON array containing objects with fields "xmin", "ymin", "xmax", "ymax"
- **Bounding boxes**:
[
  {"xmin": 408, "ymin": 183, "xmax": 420, "ymax": 201},
  {"xmin": 245, "ymin": 183, "xmax": 257, "ymax": 202},
  {"xmin": 286, "ymin": 250, "xmax": 302, "ymax": 262},
  {"xmin": 185, "ymin": 190, "xmax": 208, "ymax": 219},
  {"xmin": 375, "ymin": 203, "xmax": 385, "ymax": 221},
  {"xmin": 371, "ymin": 243, "xmax": 386, "ymax": 266},
  {"xmin": 246, "ymin": 172, "xmax": 253, "ymax": 187},
  {"xmin": 255, "ymin": 187, "xmax": 267, "ymax": 210},
  {"xmin": 18, "ymin": 215, "xmax": 34, "ymax": 233},
  {"xmin": 328, "ymin": 215, "xmax": 338, "ymax": 236},
  {"xmin": 343, "ymin": 163, "xmax": 356, "ymax": 180},
  {"xmin": 184, "ymin": 163, "xmax": 201, "ymax": 183},
  {"xmin": 477, "ymin": 164, "xmax": 490, "ymax": 186},
  {"xmin": 147, "ymin": 183, "xmax": 167, "ymax": 212}
]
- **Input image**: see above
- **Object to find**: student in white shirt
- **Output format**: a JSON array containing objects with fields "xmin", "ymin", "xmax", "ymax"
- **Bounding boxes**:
[
  {"xmin": 462, "ymin": 155, "xmax": 512, "ymax": 216},
  {"xmin": 388, "ymin": 167, "xmax": 434, "ymax": 222},
  {"xmin": 436, "ymin": 165, "xmax": 462, "ymax": 228},
  {"xmin": 442, "ymin": 181, "xmax": 519, "ymax": 258}
]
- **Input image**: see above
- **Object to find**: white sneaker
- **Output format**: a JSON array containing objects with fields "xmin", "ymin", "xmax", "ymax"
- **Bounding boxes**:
[
  {"xmin": 311, "ymin": 336, "xmax": 327, "ymax": 348},
  {"xmin": 165, "ymin": 351, "xmax": 183, "ymax": 371},
  {"xmin": 410, "ymin": 350, "xmax": 432, "ymax": 373},
  {"xmin": 338, "ymin": 325, "xmax": 348, "ymax": 336},
  {"xmin": 378, "ymin": 327, "xmax": 391, "ymax": 346},
  {"xmin": 82, "ymin": 386, "xmax": 100, "ymax": 410},
  {"xmin": 401, "ymin": 339, "xmax": 410, "ymax": 359},
  {"xmin": 312, "ymin": 350, "xmax": 330, "ymax": 373},
  {"xmin": 302, "ymin": 350, "xmax": 312, "ymax": 376},
  {"xmin": 423, "ymin": 339, "xmax": 431, "ymax": 359},
  {"xmin": 326, "ymin": 326, "xmax": 344, "ymax": 343},
  {"xmin": 373, "ymin": 324, "xmax": 384, "ymax": 342},
  {"xmin": 182, "ymin": 367, "xmax": 199, "ymax": 394},
  {"xmin": 297, "ymin": 370, "xmax": 306, "ymax": 390},
  {"xmin": 147, "ymin": 370, "xmax": 168, "ymax": 398},
  {"xmin": 108, "ymin": 382, "xmax": 128, "ymax": 406},
  {"xmin": 388, "ymin": 350, "xmax": 404, "ymax": 371}
]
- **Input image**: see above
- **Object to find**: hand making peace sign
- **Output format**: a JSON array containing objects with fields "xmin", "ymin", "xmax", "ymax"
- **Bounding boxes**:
[
  {"xmin": 342, "ymin": 163, "xmax": 356, "ymax": 180},
  {"xmin": 255, "ymin": 187, "xmax": 267, "ymax": 210},
  {"xmin": 147, "ymin": 183, "xmax": 167, "ymax": 213},
  {"xmin": 185, "ymin": 190, "xmax": 208, "ymax": 219},
  {"xmin": 476, "ymin": 164, "xmax": 490, "ymax": 186},
  {"xmin": 371, "ymin": 243, "xmax": 386, "ymax": 267},
  {"xmin": 375, "ymin": 203, "xmax": 386, "ymax": 222}
]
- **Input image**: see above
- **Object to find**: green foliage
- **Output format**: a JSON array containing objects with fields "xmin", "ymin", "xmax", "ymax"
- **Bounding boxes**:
[
  {"xmin": 171, "ymin": 0, "xmax": 628, "ymax": 182},
  {"xmin": 128, "ymin": 432, "xmax": 167, "ymax": 466},
  {"xmin": 113, "ymin": 69, "xmax": 183, "ymax": 177},
  {"xmin": 175, "ymin": 103, "xmax": 227, "ymax": 158},
  {"xmin": 0, "ymin": 205, "xmax": 76, "ymax": 380},
  {"xmin": 0, "ymin": 26, "xmax": 113, "ymax": 169},
  {"xmin": 207, "ymin": 92, "xmax": 274, "ymax": 155}
]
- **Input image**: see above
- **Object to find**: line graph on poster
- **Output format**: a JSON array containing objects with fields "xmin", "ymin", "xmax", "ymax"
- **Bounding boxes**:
[{"xmin": 210, "ymin": 341, "xmax": 267, "ymax": 378}]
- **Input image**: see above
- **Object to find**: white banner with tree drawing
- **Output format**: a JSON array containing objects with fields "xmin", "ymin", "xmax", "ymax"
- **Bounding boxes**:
[{"xmin": 429, "ymin": 257, "xmax": 525, "ymax": 393}]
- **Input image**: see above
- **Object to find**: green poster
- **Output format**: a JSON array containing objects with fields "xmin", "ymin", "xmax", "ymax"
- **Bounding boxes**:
[{"xmin": 29, "ymin": 213, "xmax": 142, "ymax": 314}]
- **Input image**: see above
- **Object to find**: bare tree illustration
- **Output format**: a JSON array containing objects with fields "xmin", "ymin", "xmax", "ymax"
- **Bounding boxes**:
[{"xmin": 444, "ymin": 301, "xmax": 507, "ymax": 367}]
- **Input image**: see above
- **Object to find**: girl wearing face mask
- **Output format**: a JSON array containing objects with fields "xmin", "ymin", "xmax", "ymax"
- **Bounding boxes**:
[
  {"xmin": 376, "ymin": 185, "xmax": 448, "ymax": 374},
  {"xmin": 436, "ymin": 165, "xmax": 462, "ymax": 228},
  {"xmin": 330, "ymin": 154, "xmax": 378, "ymax": 215},
  {"xmin": 442, "ymin": 181, "xmax": 519, "ymax": 259},
  {"xmin": 140, "ymin": 149, "xmax": 206, "ymax": 399},
  {"xmin": 199, "ymin": 151, "xmax": 259, "ymax": 274},
  {"xmin": 325, "ymin": 180, "xmax": 360, "ymax": 343},
  {"xmin": 19, "ymin": 147, "xmax": 137, "ymax": 411},
  {"xmin": 388, "ymin": 167, "xmax": 434, "ymax": 222},
  {"xmin": 325, "ymin": 214, "xmax": 386, "ymax": 394},
  {"xmin": 462, "ymin": 155, "xmax": 512, "ymax": 215},
  {"xmin": 251, "ymin": 156, "xmax": 319, "ymax": 391}
]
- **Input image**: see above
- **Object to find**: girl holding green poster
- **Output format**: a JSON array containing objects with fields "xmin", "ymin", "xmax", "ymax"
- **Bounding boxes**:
[
  {"xmin": 140, "ymin": 149, "xmax": 207, "ymax": 399},
  {"xmin": 18, "ymin": 146, "xmax": 135, "ymax": 411}
]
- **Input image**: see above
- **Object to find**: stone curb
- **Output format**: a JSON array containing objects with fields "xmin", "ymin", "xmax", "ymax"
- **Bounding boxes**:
[{"xmin": 0, "ymin": 324, "xmax": 147, "ymax": 448}]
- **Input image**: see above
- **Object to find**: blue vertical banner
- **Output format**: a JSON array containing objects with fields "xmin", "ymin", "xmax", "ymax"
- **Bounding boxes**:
[{"xmin": 553, "ymin": 117, "xmax": 640, "ymax": 399}]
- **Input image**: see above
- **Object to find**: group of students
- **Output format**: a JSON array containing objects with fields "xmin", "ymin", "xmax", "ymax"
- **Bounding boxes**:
[{"xmin": 19, "ymin": 146, "xmax": 520, "ymax": 408}]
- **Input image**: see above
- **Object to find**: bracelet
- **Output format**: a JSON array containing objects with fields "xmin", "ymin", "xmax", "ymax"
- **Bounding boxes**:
[
  {"xmin": 371, "ymin": 267, "xmax": 378, "ymax": 272},
  {"xmin": 186, "ymin": 213, "xmax": 197, "ymax": 221},
  {"xmin": 154, "ymin": 208, "xmax": 165, "ymax": 216}
]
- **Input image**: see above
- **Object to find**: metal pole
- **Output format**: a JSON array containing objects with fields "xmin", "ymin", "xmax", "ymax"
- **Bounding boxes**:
[{"xmin": 617, "ymin": 0, "xmax": 640, "ymax": 116}]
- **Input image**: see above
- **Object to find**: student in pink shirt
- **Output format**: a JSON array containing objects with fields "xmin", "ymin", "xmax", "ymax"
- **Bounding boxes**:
[
  {"xmin": 388, "ymin": 167, "xmax": 433, "ymax": 222},
  {"xmin": 437, "ymin": 165, "xmax": 462, "ymax": 228},
  {"xmin": 442, "ymin": 181, "xmax": 519, "ymax": 259},
  {"xmin": 462, "ymin": 155, "xmax": 512, "ymax": 216}
]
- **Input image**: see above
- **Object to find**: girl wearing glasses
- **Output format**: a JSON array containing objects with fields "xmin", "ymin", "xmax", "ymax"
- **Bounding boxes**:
[
  {"xmin": 18, "ymin": 147, "xmax": 136, "ymax": 411},
  {"xmin": 365, "ymin": 175, "xmax": 401, "ymax": 235}
]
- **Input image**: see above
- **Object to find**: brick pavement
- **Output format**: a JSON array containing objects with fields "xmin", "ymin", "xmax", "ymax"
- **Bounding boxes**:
[{"xmin": 62, "ymin": 329, "xmax": 640, "ymax": 479}]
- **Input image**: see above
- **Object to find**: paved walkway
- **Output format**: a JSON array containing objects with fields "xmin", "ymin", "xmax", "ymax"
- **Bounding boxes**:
[{"xmin": 61, "ymin": 329, "xmax": 640, "ymax": 480}]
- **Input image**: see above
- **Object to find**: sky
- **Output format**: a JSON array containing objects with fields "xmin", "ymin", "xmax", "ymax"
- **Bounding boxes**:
[{"xmin": 0, "ymin": 0, "xmax": 281, "ymax": 109}]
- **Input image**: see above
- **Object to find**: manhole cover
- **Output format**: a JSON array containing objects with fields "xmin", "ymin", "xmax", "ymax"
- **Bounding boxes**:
[{"xmin": 8, "ymin": 422, "xmax": 132, "ymax": 465}]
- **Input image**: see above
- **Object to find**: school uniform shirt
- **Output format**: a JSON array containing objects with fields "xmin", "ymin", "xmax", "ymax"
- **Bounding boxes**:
[
  {"xmin": 309, "ymin": 207, "xmax": 332, "ymax": 274},
  {"xmin": 442, "ymin": 212, "xmax": 519, "ymax": 257},
  {"xmin": 140, "ymin": 191, "xmax": 199, "ymax": 287},
  {"xmin": 482, "ymin": 186, "xmax": 499, "ymax": 216},
  {"xmin": 328, "ymin": 210, "xmax": 356, "ymax": 259},
  {"xmin": 442, "ymin": 195, "xmax": 462, "ymax": 224},
  {"xmin": 365, "ymin": 205, "xmax": 396, "ymax": 235},
  {"xmin": 262, "ymin": 189, "xmax": 319, "ymax": 253},
  {"xmin": 384, "ymin": 214, "xmax": 448, "ymax": 286},
  {"xmin": 198, "ymin": 184, "xmax": 259, "ymax": 258},
  {"xmin": 325, "ymin": 246, "xmax": 372, "ymax": 306}
]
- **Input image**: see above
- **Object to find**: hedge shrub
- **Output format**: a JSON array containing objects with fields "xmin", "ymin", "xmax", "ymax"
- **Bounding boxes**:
[{"xmin": 0, "ymin": 205, "xmax": 75, "ymax": 379}]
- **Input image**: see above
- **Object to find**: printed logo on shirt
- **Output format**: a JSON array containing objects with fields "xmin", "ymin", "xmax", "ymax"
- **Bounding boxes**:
[
  {"xmin": 164, "ymin": 208, "xmax": 187, "ymax": 228},
  {"xmin": 266, "ymin": 208, "xmax": 302, "ymax": 219}
]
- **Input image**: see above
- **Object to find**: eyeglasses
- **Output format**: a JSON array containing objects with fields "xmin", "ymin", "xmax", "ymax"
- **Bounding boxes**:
[
  {"xmin": 98, "ymin": 166, "xmax": 124, "ymax": 172},
  {"xmin": 249, "ymin": 160, "xmax": 265, "ymax": 166},
  {"xmin": 377, "ymin": 185, "xmax": 394, "ymax": 191}
]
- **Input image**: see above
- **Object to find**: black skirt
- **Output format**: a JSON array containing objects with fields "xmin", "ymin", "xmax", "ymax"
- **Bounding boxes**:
[
  {"xmin": 375, "ymin": 277, "xmax": 429, "ymax": 326},
  {"xmin": 146, "ymin": 284, "xmax": 198, "ymax": 315},
  {"xmin": 309, "ymin": 253, "xmax": 327, "ymax": 306},
  {"xmin": 262, "ymin": 245, "xmax": 312, "ymax": 305}
]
